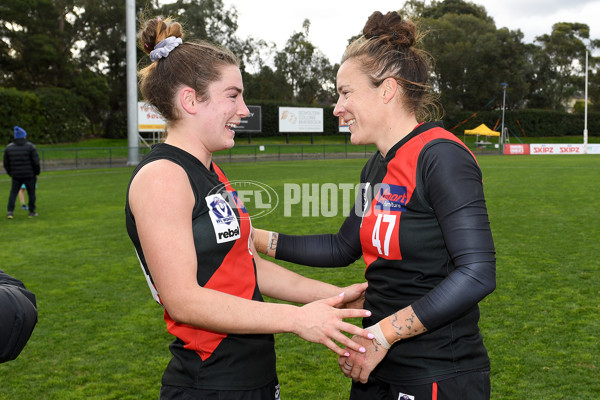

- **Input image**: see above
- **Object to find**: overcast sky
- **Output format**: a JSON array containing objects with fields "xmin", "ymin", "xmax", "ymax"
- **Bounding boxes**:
[{"xmin": 222, "ymin": 0, "xmax": 599, "ymax": 64}]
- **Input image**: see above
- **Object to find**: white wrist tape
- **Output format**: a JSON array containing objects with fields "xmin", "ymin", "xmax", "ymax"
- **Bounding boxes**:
[{"xmin": 365, "ymin": 322, "xmax": 392, "ymax": 349}]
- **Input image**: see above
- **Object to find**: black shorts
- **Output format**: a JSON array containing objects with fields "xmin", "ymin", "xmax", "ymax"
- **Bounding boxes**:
[
  {"xmin": 159, "ymin": 377, "xmax": 280, "ymax": 400},
  {"xmin": 349, "ymin": 370, "xmax": 490, "ymax": 400}
]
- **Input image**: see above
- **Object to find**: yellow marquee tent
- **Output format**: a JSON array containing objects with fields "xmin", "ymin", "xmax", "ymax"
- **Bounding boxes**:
[
  {"xmin": 464, "ymin": 124, "xmax": 500, "ymax": 137},
  {"xmin": 464, "ymin": 123, "xmax": 500, "ymax": 147}
]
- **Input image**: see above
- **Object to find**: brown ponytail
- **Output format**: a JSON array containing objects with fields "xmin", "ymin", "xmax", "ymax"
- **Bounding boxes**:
[{"xmin": 137, "ymin": 17, "xmax": 239, "ymax": 126}]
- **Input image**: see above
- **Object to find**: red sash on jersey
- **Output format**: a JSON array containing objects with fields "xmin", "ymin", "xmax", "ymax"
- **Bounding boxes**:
[
  {"xmin": 165, "ymin": 163, "xmax": 255, "ymax": 361},
  {"xmin": 360, "ymin": 128, "xmax": 473, "ymax": 269}
]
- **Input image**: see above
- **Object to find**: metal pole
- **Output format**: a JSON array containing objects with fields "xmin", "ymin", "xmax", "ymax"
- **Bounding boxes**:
[
  {"xmin": 584, "ymin": 51, "xmax": 589, "ymax": 153},
  {"xmin": 126, "ymin": 0, "xmax": 139, "ymax": 166},
  {"xmin": 500, "ymin": 83, "xmax": 508, "ymax": 153}
]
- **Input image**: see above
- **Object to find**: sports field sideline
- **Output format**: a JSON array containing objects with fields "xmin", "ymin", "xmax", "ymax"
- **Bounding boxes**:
[{"xmin": 0, "ymin": 155, "xmax": 598, "ymax": 399}]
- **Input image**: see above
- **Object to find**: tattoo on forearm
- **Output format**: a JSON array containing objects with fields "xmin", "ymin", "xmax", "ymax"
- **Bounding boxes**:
[
  {"xmin": 268, "ymin": 232, "xmax": 279, "ymax": 252},
  {"xmin": 390, "ymin": 312, "xmax": 427, "ymax": 340}
]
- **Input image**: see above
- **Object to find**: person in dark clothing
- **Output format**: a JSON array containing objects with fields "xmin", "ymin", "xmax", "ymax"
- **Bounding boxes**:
[
  {"xmin": 0, "ymin": 269, "xmax": 38, "ymax": 363},
  {"xmin": 254, "ymin": 11, "xmax": 496, "ymax": 400},
  {"xmin": 3, "ymin": 126, "xmax": 40, "ymax": 218}
]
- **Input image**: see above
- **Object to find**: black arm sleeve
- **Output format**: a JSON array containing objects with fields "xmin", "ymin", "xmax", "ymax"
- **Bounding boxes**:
[
  {"xmin": 275, "ymin": 205, "xmax": 363, "ymax": 267},
  {"xmin": 411, "ymin": 141, "xmax": 496, "ymax": 331},
  {"xmin": 0, "ymin": 269, "xmax": 38, "ymax": 363}
]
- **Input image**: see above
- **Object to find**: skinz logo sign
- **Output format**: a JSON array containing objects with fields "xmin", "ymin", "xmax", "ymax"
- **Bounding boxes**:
[{"xmin": 206, "ymin": 193, "xmax": 241, "ymax": 243}]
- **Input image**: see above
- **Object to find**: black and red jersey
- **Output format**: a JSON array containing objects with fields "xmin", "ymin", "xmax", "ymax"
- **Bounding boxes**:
[
  {"xmin": 125, "ymin": 143, "xmax": 276, "ymax": 390},
  {"xmin": 276, "ymin": 122, "xmax": 496, "ymax": 383}
]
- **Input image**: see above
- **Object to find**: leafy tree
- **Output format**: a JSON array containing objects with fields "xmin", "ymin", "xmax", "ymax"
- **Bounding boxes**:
[
  {"xmin": 0, "ymin": 0, "xmax": 76, "ymax": 89},
  {"xmin": 243, "ymin": 65, "xmax": 292, "ymax": 102},
  {"xmin": 588, "ymin": 49, "xmax": 600, "ymax": 112},
  {"xmin": 0, "ymin": 0, "xmax": 114, "ymax": 135},
  {"xmin": 274, "ymin": 19, "xmax": 335, "ymax": 105},
  {"xmin": 71, "ymin": 69, "xmax": 110, "ymax": 136},
  {"xmin": 533, "ymin": 23, "xmax": 594, "ymax": 110},
  {"xmin": 401, "ymin": 0, "xmax": 427, "ymax": 19},
  {"xmin": 0, "ymin": 87, "xmax": 43, "ymax": 142},
  {"xmin": 35, "ymin": 87, "xmax": 88, "ymax": 143},
  {"xmin": 70, "ymin": 0, "xmax": 146, "ymax": 138},
  {"xmin": 157, "ymin": 0, "xmax": 239, "ymax": 48},
  {"xmin": 420, "ymin": 0, "xmax": 491, "ymax": 22},
  {"xmin": 235, "ymin": 36, "xmax": 276, "ymax": 74},
  {"xmin": 420, "ymin": 10, "xmax": 531, "ymax": 114}
]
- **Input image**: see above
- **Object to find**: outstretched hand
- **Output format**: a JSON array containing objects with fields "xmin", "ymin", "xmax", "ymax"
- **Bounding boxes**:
[
  {"xmin": 294, "ymin": 292, "xmax": 374, "ymax": 357},
  {"xmin": 338, "ymin": 334, "xmax": 388, "ymax": 383}
]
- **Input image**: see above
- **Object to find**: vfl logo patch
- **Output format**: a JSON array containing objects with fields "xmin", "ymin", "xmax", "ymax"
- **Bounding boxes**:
[
  {"xmin": 206, "ymin": 193, "xmax": 241, "ymax": 243},
  {"xmin": 375, "ymin": 184, "xmax": 408, "ymax": 212},
  {"xmin": 398, "ymin": 393, "xmax": 415, "ymax": 400}
]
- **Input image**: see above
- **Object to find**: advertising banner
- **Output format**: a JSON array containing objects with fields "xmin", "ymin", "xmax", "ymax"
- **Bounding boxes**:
[
  {"xmin": 232, "ymin": 106, "xmax": 262, "ymax": 133},
  {"xmin": 138, "ymin": 102, "xmax": 166, "ymax": 132},
  {"xmin": 556, "ymin": 144, "xmax": 585, "ymax": 154},
  {"xmin": 338, "ymin": 116, "xmax": 350, "ymax": 133},
  {"xmin": 503, "ymin": 144, "xmax": 530, "ymax": 155},
  {"xmin": 530, "ymin": 144, "xmax": 585, "ymax": 155},
  {"xmin": 530, "ymin": 144, "xmax": 558, "ymax": 154},
  {"xmin": 587, "ymin": 144, "xmax": 600, "ymax": 154},
  {"xmin": 279, "ymin": 107, "xmax": 323, "ymax": 132}
]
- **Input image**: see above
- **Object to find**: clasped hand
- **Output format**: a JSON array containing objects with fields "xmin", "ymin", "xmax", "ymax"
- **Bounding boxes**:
[
  {"xmin": 337, "ymin": 282, "xmax": 367, "ymax": 310},
  {"xmin": 338, "ymin": 334, "xmax": 388, "ymax": 383},
  {"xmin": 295, "ymin": 290, "xmax": 372, "ymax": 357}
]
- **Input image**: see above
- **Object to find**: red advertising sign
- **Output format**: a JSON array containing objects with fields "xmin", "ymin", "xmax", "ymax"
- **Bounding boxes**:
[{"xmin": 504, "ymin": 144, "xmax": 530, "ymax": 155}]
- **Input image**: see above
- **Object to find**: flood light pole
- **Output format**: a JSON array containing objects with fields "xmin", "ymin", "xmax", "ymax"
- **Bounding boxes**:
[
  {"xmin": 500, "ymin": 82, "xmax": 508, "ymax": 153},
  {"xmin": 126, "ymin": 0, "xmax": 139, "ymax": 166},
  {"xmin": 584, "ymin": 51, "xmax": 588, "ymax": 153}
]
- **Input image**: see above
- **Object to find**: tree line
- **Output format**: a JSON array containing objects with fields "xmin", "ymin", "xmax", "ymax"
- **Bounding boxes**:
[{"xmin": 0, "ymin": 0, "xmax": 598, "ymax": 143}]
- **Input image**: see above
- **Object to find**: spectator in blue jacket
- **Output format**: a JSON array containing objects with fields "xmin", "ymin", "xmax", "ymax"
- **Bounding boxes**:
[{"xmin": 3, "ymin": 126, "xmax": 40, "ymax": 218}]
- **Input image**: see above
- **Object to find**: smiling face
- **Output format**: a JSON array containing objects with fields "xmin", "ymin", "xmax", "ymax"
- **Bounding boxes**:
[
  {"xmin": 333, "ymin": 59, "xmax": 383, "ymax": 146},
  {"xmin": 197, "ymin": 65, "xmax": 249, "ymax": 152}
]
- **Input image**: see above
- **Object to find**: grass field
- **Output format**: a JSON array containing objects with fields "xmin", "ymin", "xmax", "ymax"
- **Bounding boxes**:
[{"xmin": 0, "ymin": 155, "xmax": 598, "ymax": 399}]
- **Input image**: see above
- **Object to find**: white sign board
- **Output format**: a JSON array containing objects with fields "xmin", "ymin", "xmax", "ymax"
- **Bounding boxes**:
[
  {"xmin": 138, "ymin": 102, "xmax": 166, "ymax": 132},
  {"xmin": 338, "ymin": 116, "xmax": 350, "ymax": 133},
  {"xmin": 586, "ymin": 144, "xmax": 600, "ymax": 154},
  {"xmin": 279, "ymin": 107, "xmax": 323, "ymax": 132},
  {"xmin": 530, "ymin": 144, "xmax": 585, "ymax": 155}
]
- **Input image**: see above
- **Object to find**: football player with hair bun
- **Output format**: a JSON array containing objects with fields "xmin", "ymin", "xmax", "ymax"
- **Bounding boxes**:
[{"xmin": 254, "ymin": 10, "xmax": 496, "ymax": 400}]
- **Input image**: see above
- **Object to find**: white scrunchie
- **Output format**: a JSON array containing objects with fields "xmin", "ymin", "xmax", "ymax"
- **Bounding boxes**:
[{"xmin": 149, "ymin": 36, "xmax": 183, "ymax": 62}]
